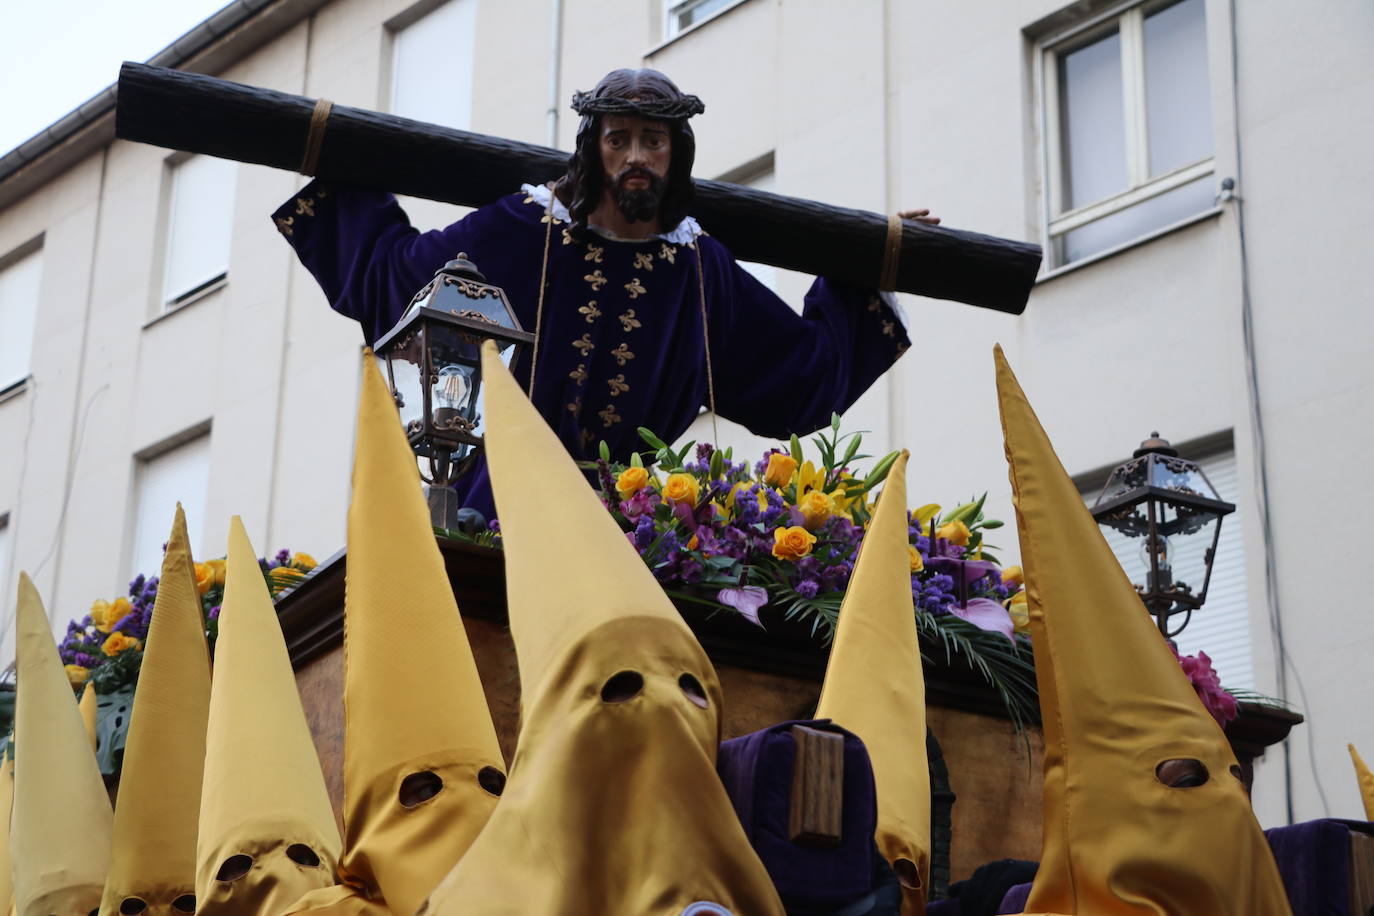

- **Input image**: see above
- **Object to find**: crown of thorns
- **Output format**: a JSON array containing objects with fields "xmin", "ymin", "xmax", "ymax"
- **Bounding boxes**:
[{"xmin": 570, "ymin": 90, "xmax": 705, "ymax": 120}]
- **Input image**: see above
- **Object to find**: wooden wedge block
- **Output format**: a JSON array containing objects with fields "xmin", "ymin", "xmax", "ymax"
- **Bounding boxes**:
[{"xmin": 789, "ymin": 724, "xmax": 845, "ymax": 847}]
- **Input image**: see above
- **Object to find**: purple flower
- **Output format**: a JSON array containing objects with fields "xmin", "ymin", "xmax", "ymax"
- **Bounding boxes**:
[
  {"xmin": 821, "ymin": 561, "xmax": 853, "ymax": 592},
  {"xmin": 619, "ymin": 489, "xmax": 658, "ymax": 520},
  {"xmin": 633, "ymin": 517, "xmax": 656, "ymax": 550},
  {"xmin": 272, "ymin": 548, "xmax": 291, "ymax": 569},
  {"xmin": 795, "ymin": 579, "xmax": 819, "ymax": 599},
  {"xmin": 695, "ymin": 442, "xmax": 715, "ymax": 463},
  {"xmin": 948, "ymin": 597, "xmax": 1015, "ymax": 642},
  {"xmin": 208, "ymin": 605, "xmax": 222, "ymax": 621},
  {"xmin": 760, "ymin": 488, "xmax": 785, "ymax": 526},
  {"xmin": 734, "ymin": 484, "xmax": 761, "ymax": 525},
  {"xmin": 1174, "ymin": 648, "xmax": 1238, "ymax": 726},
  {"xmin": 75, "ymin": 652, "xmax": 99, "ymax": 668}
]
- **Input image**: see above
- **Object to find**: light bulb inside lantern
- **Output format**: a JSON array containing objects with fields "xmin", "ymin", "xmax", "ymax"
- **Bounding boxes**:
[{"xmin": 1140, "ymin": 534, "xmax": 1173, "ymax": 589}]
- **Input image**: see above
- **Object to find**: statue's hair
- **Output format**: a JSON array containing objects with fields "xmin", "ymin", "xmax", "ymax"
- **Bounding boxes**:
[{"xmin": 555, "ymin": 69, "xmax": 702, "ymax": 236}]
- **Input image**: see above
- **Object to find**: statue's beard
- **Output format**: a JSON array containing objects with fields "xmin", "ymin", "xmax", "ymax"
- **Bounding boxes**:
[{"xmin": 611, "ymin": 168, "xmax": 665, "ymax": 223}]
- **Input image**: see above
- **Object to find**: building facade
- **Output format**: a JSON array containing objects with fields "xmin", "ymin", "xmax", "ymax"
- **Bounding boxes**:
[{"xmin": 0, "ymin": 0, "xmax": 1370, "ymax": 832}]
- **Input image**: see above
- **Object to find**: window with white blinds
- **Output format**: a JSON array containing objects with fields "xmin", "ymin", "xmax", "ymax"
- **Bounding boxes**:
[
  {"xmin": 390, "ymin": 0, "xmax": 477, "ymax": 131},
  {"xmin": 1083, "ymin": 448, "xmax": 1253, "ymax": 689},
  {"xmin": 162, "ymin": 155, "xmax": 236, "ymax": 306},
  {"xmin": 130, "ymin": 435, "xmax": 210, "ymax": 577},
  {"xmin": 0, "ymin": 247, "xmax": 41, "ymax": 390}
]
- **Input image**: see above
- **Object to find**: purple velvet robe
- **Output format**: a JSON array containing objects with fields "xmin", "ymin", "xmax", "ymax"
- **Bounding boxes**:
[{"xmin": 273, "ymin": 180, "xmax": 910, "ymax": 517}]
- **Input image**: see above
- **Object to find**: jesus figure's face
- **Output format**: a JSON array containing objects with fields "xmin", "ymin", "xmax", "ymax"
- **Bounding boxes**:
[{"xmin": 599, "ymin": 114, "xmax": 672, "ymax": 223}]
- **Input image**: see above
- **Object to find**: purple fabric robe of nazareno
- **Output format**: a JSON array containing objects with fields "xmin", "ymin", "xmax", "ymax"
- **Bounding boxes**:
[{"xmin": 272, "ymin": 179, "xmax": 911, "ymax": 518}]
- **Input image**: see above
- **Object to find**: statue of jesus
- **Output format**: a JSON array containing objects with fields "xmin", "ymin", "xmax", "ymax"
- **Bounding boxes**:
[{"xmin": 273, "ymin": 69, "xmax": 933, "ymax": 519}]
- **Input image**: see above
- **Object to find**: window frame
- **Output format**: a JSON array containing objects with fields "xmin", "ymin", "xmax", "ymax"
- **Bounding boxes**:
[
  {"xmin": 1035, "ymin": 0, "xmax": 1216, "ymax": 269},
  {"xmin": 0, "ymin": 239, "xmax": 43, "ymax": 394},
  {"xmin": 661, "ymin": 0, "xmax": 751, "ymax": 43},
  {"xmin": 156, "ymin": 152, "xmax": 235, "ymax": 311}
]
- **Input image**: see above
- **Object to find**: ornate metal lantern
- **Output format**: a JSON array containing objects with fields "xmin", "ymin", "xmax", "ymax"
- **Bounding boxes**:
[
  {"xmin": 373, "ymin": 256, "xmax": 533, "ymax": 523},
  {"xmin": 1089, "ymin": 433, "xmax": 1235, "ymax": 636}
]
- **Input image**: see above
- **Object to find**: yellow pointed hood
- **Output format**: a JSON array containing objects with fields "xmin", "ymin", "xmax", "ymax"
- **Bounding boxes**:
[
  {"xmin": 0, "ymin": 753, "xmax": 15, "ymax": 915},
  {"xmin": 79, "ymin": 684, "xmax": 97, "ymax": 750},
  {"xmin": 1350, "ymin": 744, "xmax": 1374, "ymax": 821},
  {"xmin": 816, "ymin": 451, "xmax": 929, "ymax": 914},
  {"xmin": 287, "ymin": 351, "xmax": 504, "ymax": 916},
  {"xmin": 994, "ymin": 346, "xmax": 1290, "ymax": 916},
  {"xmin": 196, "ymin": 518, "xmax": 341, "ymax": 915},
  {"xmin": 12, "ymin": 572, "xmax": 112, "ymax": 916},
  {"xmin": 99, "ymin": 506, "xmax": 211, "ymax": 916},
  {"xmin": 421, "ymin": 342, "xmax": 783, "ymax": 915}
]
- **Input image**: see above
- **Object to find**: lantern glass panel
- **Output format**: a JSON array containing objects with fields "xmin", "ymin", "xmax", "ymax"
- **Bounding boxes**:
[
  {"xmin": 1151, "ymin": 498, "xmax": 1222, "ymax": 605},
  {"xmin": 380, "ymin": 325, "xmax": 426, "ymax": 435}
]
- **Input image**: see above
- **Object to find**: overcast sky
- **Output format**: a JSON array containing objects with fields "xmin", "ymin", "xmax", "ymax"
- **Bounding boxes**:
[{"xmin": 0, "ymin": 0, "xmax": 230, "ymax": 156}]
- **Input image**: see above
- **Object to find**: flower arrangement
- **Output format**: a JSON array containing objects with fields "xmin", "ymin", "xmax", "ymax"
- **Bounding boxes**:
[
  {"xmin": 59, "ymin": 548, "xmax": 317, "ymax": 695},
  {"xmin": 562, "ymin": 419, "xmax": 1043, "ymax": 729}
]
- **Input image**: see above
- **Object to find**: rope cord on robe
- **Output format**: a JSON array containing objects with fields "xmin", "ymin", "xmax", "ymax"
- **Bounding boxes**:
[
  {"xmin": 528, "ymin": 189, "xmax": 556, "ymax": 393},
  {"xmin": 298, "ymin": 99, "xmax": 333, "ymax": 176},
  {"xmin": 691, "ymin": 241, "xmax": 720, "ymax": 446},
  {"xmin": 879, "ymin": 213, "xmax": 902, "ymax": 292}
]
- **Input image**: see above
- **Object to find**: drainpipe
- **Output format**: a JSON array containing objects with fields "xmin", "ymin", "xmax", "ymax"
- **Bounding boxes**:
[{"xmin": 547, "ymin": 0, "xmax": 564, "ymax": 147}]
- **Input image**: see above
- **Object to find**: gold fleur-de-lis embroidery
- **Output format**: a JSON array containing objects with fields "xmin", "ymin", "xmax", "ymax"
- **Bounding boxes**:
[
  {"xmin": 580, "ymin": 429, "xmax": 595, "ymax": 447},
  {"xmin": 867, "ymin": 296, "xmax": 882, "ymax": 313},
  {"xmin": 896, "ymin": 343, "xmax": 911, "ymax": 358},
  {"xmin": 523, "ymin": 191, "xmax": 537, "ymax": 204},
  {"xmin": 579, "ymin": 300, "xmax": 602, "ymax": 323},
  {"xmin": 316, "ymin": 188, "xmax": 328, "ymax": 199},
  {"xmin": 584, "ymin": 244, "xmax": 604, "ymax": 264},
  {"xmin": 540, "ymin": 210, "xmax": 562, "ymax": 225},
  {"xmin": 561, "ymin": 227, "xmax": 575, "ymax": 245},
  {"xmin": 624, "ymin": 277, "xmax": 647, "ymax": 299},
  {"xmin": 611, "ymin": 343, "xmax": 635, "ymax": 366},
  {"xmin": 658, "ymin": 243, "xmax": 677, "ymax": 264},
  {"xmin": 584, "ymin": 270, "xmax": 607, "ymax": 291},
  {"xmin": 607, "ymin": 374, "xmax": 629, "ymax": 397},
  {"xmin": 568, "ymin": 363, "xmax": 588, "ymax": 385},
  {"xmin": 598, "ymin": 404, "xmax": 623, "ymax": 428},
  {"xmin": 572, "ymin": 333, "xmax": 595, "ymax": 356},
  {"xmin": 567, "ymin": 400, "xmax": 582, "ymax": 417},
  {"xmin": 274, "ymin": 216, "xmax": 295, "ymax": 237},
  {"xmin": 618, "ymin": 309, "xmax": 642, "ymax": 332},
  {"xmin": 633, "ymin": 252, "xmax": 654, "ymax": 271},
  {"xmin": 294, "ymin": 197, "xmax": 315, "ymax": 217},
  {"xmin": 881, "ymin": 320, "xmax": 896, "ymax": 337}
]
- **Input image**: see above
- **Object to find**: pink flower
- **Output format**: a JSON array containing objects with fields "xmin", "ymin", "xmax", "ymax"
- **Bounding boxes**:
[{"xmin": 1175, "ymin": 648, "xmax": 1238, "ymax": 727}]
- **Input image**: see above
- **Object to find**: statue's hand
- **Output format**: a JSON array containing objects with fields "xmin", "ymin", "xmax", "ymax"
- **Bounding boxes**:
[{"xmin": 897, "ymin": 208, "xmax": 941, "ymax": 226}]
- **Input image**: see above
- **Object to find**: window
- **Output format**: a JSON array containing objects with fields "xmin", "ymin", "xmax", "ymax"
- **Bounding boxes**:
[
  {"xmin": 1039, "ymin": 0, "xmax": 1214, "ymax": 266},
  {"xmin": 161, "ymin": 155, "xmax": 236, "ymax": 307},
  {"xmin": 664, "ymin": 0, "xmax": 741, "ymax": 39},
  {"xmin": 129, "ymin": 434, "xmax": 211, "ymax": 577},
  {"xmin": 0, "ymin": 246, "xmax": 41, "ymax": 391},
  {"xmin": 1083, "ymin": 446, "xmax": 1253, "ymax": 689},
  {"xmin": 390, "ymin": 0, "xmax": 477, "ymax": 130}
]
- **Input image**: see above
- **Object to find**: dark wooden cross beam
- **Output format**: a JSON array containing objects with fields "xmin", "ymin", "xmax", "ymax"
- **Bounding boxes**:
[{"xmin": 116, "ymin": 62, "xmax": 1041, "ymax": 314}]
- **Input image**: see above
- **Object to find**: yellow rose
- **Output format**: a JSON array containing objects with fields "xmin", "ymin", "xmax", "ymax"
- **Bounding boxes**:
[
  {"xmin": 268, "ymin": 566, "xmax": 308, "ymax": 595},
  {"xmin": 292, "ymin": 552, "xmax": 318, "ymax": 572},
  {"xmin": 65, "ymin": 664, "xmax": 91, "ymax": 686},
  {"xmin": 101, "ymin": 632, "xmax": 142, "ymax": 657},
  {"xmin": 798, "ymin": 489, "xmax": 834, "ymax": 530},
  {"xmin": 772, "ymin": 526, "xmax": 817, "ymax": 561},
  {"xmin": 193, "ymin": 562, "xmax": 216, "ymax": 596},
  {"xmin": 1001, "ymin": 565, "xmax": 1023, "ymax": 589},
  {"xmin": 89, "ymin": 599, "xmax": 114, "ymax": 633},
  {"xmin": 661, "ymin": 473, "xmax": 700, "ymax": 506},
  {"xmin": 616, "ymin": 466, "xmax": 649, "ymax": 498},
  {"xmin": 908, "ymin": 545, "xmax": 924, "ymax": 573},
  {"xmin": 1007, "ymin": 591, "xmax": 1030, "ymax": 633},
  {"xmin": 936, "ymin": 519, "xmax": 971, "ymax": 546},
  {"xmin": 206, "ymin": 558, "xmax": 228, "ymax": 587},
  {"xmin": 91, "ymin": 597, "xmax": 132, "ymax": 633},
  {"xmin": 763, "ymin": 453, "xmax": 798, "ymax": 488}
]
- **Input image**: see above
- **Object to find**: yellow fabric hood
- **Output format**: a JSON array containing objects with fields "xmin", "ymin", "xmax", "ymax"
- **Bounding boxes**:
[
  {"xmin": 99, "ymin": 506, "xmax": 211, "ymax": 915},
  {"xmin": 12, "ymin": 572, "xmax": 112, "ymax": 916},
  {"xmin": 995, "ymin": 346, "xmax": 1290, "ymax": 916},
  {"xmin": 195, "ymin": 518, "xmax": 341, "ymax": 915},
  {"xmin": 420, "ymin": 341, "xmax": 783, "ymax": 915}
]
